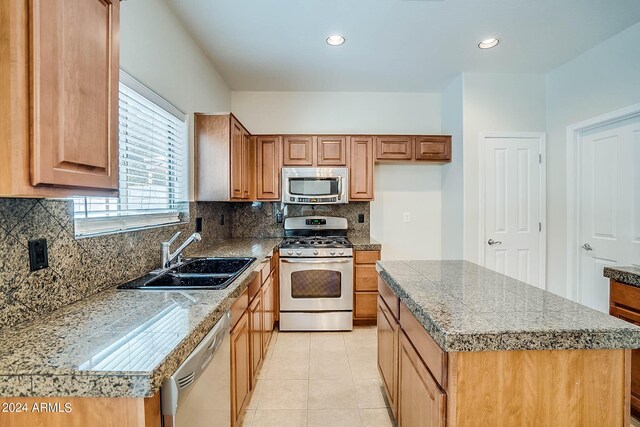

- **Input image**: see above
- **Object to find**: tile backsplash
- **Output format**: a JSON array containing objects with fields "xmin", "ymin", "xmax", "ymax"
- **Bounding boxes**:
[
  {"xmin": 0, "ymin": 198, "xmax": 370, "ymax": 330},
  {"xmin": 230, "ymin": 202, "xmax": 371, "ymax": 238},
  {"xmin": 0, "ymin": 199, "xmax": 230, "ymax": 330}
]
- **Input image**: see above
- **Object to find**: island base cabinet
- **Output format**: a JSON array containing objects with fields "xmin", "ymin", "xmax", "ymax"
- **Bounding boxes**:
[
  {"xmin": 398, "ymin": 331, "xmax": 446, "ymax": 427},
  {"xmin": 447, "ymin": 349, "xmax": 630, "ymax": 427},
  {"xmin": 377, "ymin": 297, "xmax": 399, "ymax": 418}
]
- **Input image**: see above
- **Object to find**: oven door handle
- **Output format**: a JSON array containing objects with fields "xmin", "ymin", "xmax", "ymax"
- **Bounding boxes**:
[{"xmin": 281, "ymin": 258, "xmax": 352, "ymax": 264}]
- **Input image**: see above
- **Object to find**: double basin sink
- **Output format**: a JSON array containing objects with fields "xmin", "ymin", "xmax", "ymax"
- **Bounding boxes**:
[{"xmin": 118, "ymin": 257, "xmax": 256, "ymax": 290}]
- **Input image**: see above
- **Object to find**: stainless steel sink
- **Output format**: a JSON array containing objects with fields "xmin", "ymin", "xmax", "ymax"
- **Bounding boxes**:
[{"xmin": 118, "ymin": 257, "xmax": 256, "ymax": 290}]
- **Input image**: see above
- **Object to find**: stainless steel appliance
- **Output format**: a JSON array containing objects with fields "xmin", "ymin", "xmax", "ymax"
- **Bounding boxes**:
[
  {"xmin": 282, "ymin": 167, "xmax": 349, "ymax": 204},
  {"xmin": 279, "ymin": 216, "xmax": 353, "ymax": 331},
  {"xmin": 161, "ymin": 311, "xmax": 231, "ymax": 427}
]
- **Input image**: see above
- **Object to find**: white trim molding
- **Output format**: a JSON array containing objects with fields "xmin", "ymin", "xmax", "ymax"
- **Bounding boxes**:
[
  {"xmin": 565, "ymin": 103, "xmax": 640, "ymax": 301},
  {"xmin": 478, "ymin": 131, "xmax": 547, "ymax": 289}
]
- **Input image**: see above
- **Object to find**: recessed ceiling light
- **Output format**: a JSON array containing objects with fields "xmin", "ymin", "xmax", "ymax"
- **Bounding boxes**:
[
  {"xmin": 326, "ymin": 35, "xmax": 346, "ymax": 46},
  {"xmin": 478, "ymin": 38, "xmax": 500, "ymax": 49}
]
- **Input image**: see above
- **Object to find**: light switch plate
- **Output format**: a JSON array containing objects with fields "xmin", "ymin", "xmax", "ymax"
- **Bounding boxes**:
[{"xmin": 403, "ymin": 212, "xmax": 411, "ymax": 223}]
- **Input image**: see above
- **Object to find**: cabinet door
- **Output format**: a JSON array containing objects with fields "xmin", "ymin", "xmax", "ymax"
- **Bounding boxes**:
[
  {"xmin": 257, "ymin": 136, "xmax": 282, "ymax": 200},
  {"xmin": 415, "ymin": 136, "xmax": 451, "ymax": 162},
  {"xmin": 317, "ymin": 136, "xmax": 347, "ymax": 166},
  {"xmin": 398, "ymin": 331, "xmax": 446, "ymax": 427},
  {"xmin": 350, "ymin": 137, "xmax": 374, "ymax": 200},
  {"xmin": 30, "ymin": 0, "xmax": 119, "ymax": 190},
  {"xmin": 262, "ymin": 273, "xmax": 274, "ymax": 354},
  {"xmin": 230, "ymin": 118, "xmax": 244, "ymax": 199},
  {"xmin": 377, "ymin": 297, "xmax": 399, "ymax": 418},
  {"xmin": 283, "ymin": 136, "xmax": 314, "ymax": 166},
  {"xmin": 249, "ymin": 293, "xmax": 263, "ymax": 387},
  {"xmin": 231, "ymin": 311, "xmax": 250, "ymax": 426},
  {"xmin": 375, "ymin": 136, "xmax": 413, "ymax": 161},
  {"xmin": 241, "ymin": 130, "xmax": 252, "ymax": 199}
]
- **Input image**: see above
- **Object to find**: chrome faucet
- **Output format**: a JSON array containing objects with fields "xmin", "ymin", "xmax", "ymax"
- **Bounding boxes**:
[{"xmin": 161, "ymin": 231, "xmax": 202, "ymax": 268}]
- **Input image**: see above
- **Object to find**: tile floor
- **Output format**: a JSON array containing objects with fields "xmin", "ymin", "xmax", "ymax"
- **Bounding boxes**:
[{"xmin": 241, "ymin": 326, "xmax": 396, "ymax": 427}]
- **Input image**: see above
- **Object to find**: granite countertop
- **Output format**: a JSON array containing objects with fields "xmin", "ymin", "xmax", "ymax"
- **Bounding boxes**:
[
  {"xmin": 349, "ymin": 236, "xmax": 382, "ymax": 251},
  {"xmin": 0, "ymin": 238, "xmax": 282, "ymax": 398},
  {"xmin": 377, "ymin": 260, "xmax": 640, "ymax": 352},
  {"xmin": 604, "ymin": 266, "xmax": 640, "ymax": 287}
]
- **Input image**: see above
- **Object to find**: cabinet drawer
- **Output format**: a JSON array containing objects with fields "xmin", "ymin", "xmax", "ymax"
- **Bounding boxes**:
[
  {"xmin": 248, "ymin": 273, "xmax": 261, "ymax": 302},
  {"xmin": 400, "ymin": 302, "xmax": 447, "ymax": 388},
  {"xmin": 610, "ymin": 280, "xmax": 640, "ymax": 312},
  {"xmin": 355, "ymin": 265, "xmax": 378, "ymax": 291},
  {"xmin": 259, "ymin": 259, "xmax": 271, "ymax": 284},
  {"xmin": 378, "ymin": 277, "xmax": 399, "ymax": 320},
  {"xmin": 231, "ymin": 289, "xmax": 249, "ymax": 329},
  {"xmin": 355, "ymin": 250, "xmax": 380, "ymax": 265},
  {"xmin": 355, "ymin": 292, "xmax": 377, "ymax": 319}
]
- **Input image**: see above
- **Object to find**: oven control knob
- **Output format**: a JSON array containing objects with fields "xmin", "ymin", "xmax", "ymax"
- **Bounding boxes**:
[
  {"xmin": 296, "ymin": 250, "xmax": 302, "ymax": 256},
  {"xmin": 338, "ymin": 250, "xmax": 344, "ymax": 255},
  {"xmin": 287, "ymin": 250, "xmax": 293, "ymax": 255},
  {"xmin": 330, "ymin": 250, "xmax": 336, "ymax": 256},
  {"xmin": 313, "ymin": 250, "xmax": 319, "ymax": 256}
]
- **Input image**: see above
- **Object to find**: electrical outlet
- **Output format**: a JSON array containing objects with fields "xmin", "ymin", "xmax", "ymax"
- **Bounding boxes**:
[
  {"xmin": 195, "ymin": 217, "xmax": 203, "ymax": 233},
  {"xmin": 220, "ymin": 215, "xmax": 224, "ymax": 226},
  {"xmin": 28, "ymin": 238, "xmax": 48, "ymax": 271},
  {"xmin": 276, "ymin": 212, "xmax": 283, "ymax": 223},
  {"xmin": 358, "ymin": 213, "xmax": 365, "ymax": 223},
  {"xmin": 403, "ymin": 212, "xmax": 411, "ymax": 223}
]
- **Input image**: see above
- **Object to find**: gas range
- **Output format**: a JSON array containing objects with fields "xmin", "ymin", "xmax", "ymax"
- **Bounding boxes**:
[{"xmin": 279, "ymin": 216, "xmax": 353, "ymax": 258}]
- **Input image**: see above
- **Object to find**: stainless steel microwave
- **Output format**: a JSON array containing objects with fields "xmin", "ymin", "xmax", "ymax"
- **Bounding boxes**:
[{"xmin": 282, "ymin": 167, "xmax": 349, "ymax": 204}]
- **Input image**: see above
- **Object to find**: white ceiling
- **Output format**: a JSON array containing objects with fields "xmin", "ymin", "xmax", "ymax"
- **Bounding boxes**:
[{"xmin": 163, "ymin": 0, "xmax": 640, "ymax": 92}]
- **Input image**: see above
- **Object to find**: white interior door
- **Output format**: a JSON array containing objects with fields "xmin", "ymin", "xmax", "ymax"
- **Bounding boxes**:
[
  {"xmin": 579, "ymin": 116, "xmax": 640, "ymax": 313},
  {"xmin": 483, "ymin": 134, "xmax": 544, "ymax": 288}
]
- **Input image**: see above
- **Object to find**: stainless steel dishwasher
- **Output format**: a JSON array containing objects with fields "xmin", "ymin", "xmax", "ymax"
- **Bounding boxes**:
[{"xmin": 161, "ymin": 311, "xmax": 231, "ymax": 427}]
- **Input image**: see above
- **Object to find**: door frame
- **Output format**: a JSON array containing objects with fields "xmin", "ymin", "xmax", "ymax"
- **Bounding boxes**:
[
  {"xmin": 478, "ymin": 131, "xmax": 547, "ymax": 289},
  {"xmin": 565, "ymin": 103, "xmax": 640, "ymax": 300}
]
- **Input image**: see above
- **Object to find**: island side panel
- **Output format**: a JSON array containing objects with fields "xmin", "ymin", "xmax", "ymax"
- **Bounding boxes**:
[{"xmin": 447, "ymin": 349, "xmax": 630, "ymax": 427}]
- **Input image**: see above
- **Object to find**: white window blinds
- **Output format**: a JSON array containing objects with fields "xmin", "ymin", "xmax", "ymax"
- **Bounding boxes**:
[{"xmin": 74, "ymin": 71, "xmax": 188, "ymax": 236}]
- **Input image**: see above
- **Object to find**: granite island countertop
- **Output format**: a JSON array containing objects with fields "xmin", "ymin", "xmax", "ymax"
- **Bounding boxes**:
[
  {"xmin": 0, "ymin": 238, "xmax": 282, "ymax": 398},
  {"xmin": 377, "ymin": 260, "xmax": 640, "ymax": 352},
  {"xmin": 604, "ymin": 266, "xmax": 640, "ymax": 287}
]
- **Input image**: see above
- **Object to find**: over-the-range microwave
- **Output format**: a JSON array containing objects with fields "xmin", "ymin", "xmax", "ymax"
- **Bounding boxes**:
[{"xmin": 282, "ymin": 167, "xmax": 349, "ymax": 205}]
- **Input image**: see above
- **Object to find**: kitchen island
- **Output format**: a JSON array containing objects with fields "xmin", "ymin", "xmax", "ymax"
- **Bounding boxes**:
[{"xmin": 376, "ymin": 260, "xmax": 640, "ymax": 427}]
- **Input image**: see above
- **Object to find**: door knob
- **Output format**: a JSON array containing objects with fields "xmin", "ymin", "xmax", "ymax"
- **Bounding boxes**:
[
  {"xmin": 488, "ymin": 239, "xmax": 502, "ymax": 246},
  {"xmin": 582, "ymin": 243, "xmax": 593, "ymax": 251}
]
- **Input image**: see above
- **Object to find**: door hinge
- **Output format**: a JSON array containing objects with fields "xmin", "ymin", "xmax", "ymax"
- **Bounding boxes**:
[
  {"xmin": 539, "ymin": 154, "xmax": 542, "ymax": 164},
  {"xmin": 539, "ymin": 222, "xmax": 542, "ymax": 232}
]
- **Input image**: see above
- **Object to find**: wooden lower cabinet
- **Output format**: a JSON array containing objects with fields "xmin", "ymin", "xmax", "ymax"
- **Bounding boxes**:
[
  {"xmin": 262, "ymin": 271, "xmax": 274, "ymax": 353},
  {"xmin": 398, "ymin": 331, "xmax": 446, "ymax": 427},
  {"xmin": 377, "ymin": 296, "xmax": 399, "ymax": 418},
  {"xmin": 354, "ymin": 250, "xmax": 381, "ymax": 321},
  {"xmin": 249, "ymin": 291, "xmax": 263, "ymax": 388},
  {"xmin": 231, "ymin": 311, "xmax": 251, "ymax": 427},
  {"xmin": 610, "ymin": 279, "xmax": 640, "ymax": 414}
]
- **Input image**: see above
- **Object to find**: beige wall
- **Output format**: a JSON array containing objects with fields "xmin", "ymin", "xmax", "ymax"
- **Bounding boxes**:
[
  {"xmin": 231, "ymin": 91, "xmax": 443, "ymax": 260},
  {"xmin": 120, "ymin": 0, "xmax": 231, "ymax": 200}
]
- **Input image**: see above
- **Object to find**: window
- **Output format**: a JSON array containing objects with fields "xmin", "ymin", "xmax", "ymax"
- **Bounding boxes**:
[{"xmin": 74, "ymin": 71, "xmax": 188, "ymax": 236}]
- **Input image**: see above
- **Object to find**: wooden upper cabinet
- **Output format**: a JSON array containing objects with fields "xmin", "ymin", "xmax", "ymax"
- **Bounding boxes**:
[
  {"xmin": 195, "ymin": 113, "xmax": 253, "ymax": 201},
  {"xmin": 256, "ymin": 136, "xmax": 282, "ymax": 200},
  {"xmin": 350, "ymin": 136, "xmax": 374, "ymax": 200},
  {"xmin": 283, "ymin": 136, "xmax": 314, "ymax": 166},
  {"xmin": 230, "ymin": 118, "xmax": 244, "ymax": 199},
  {"xmin": 375, "ymin": 136, "xmax": 413, "ymax": 161},
  {"xmin": 415, "ymin": 136, "xmax": 452, "ymax": 162},
  {"xmin": 0, "ymin": 0, "xmax": 120, "ymax": 196},
  {"xmin": 317, "ymin": 136, "xmax": 348, "ymax": 166}
]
